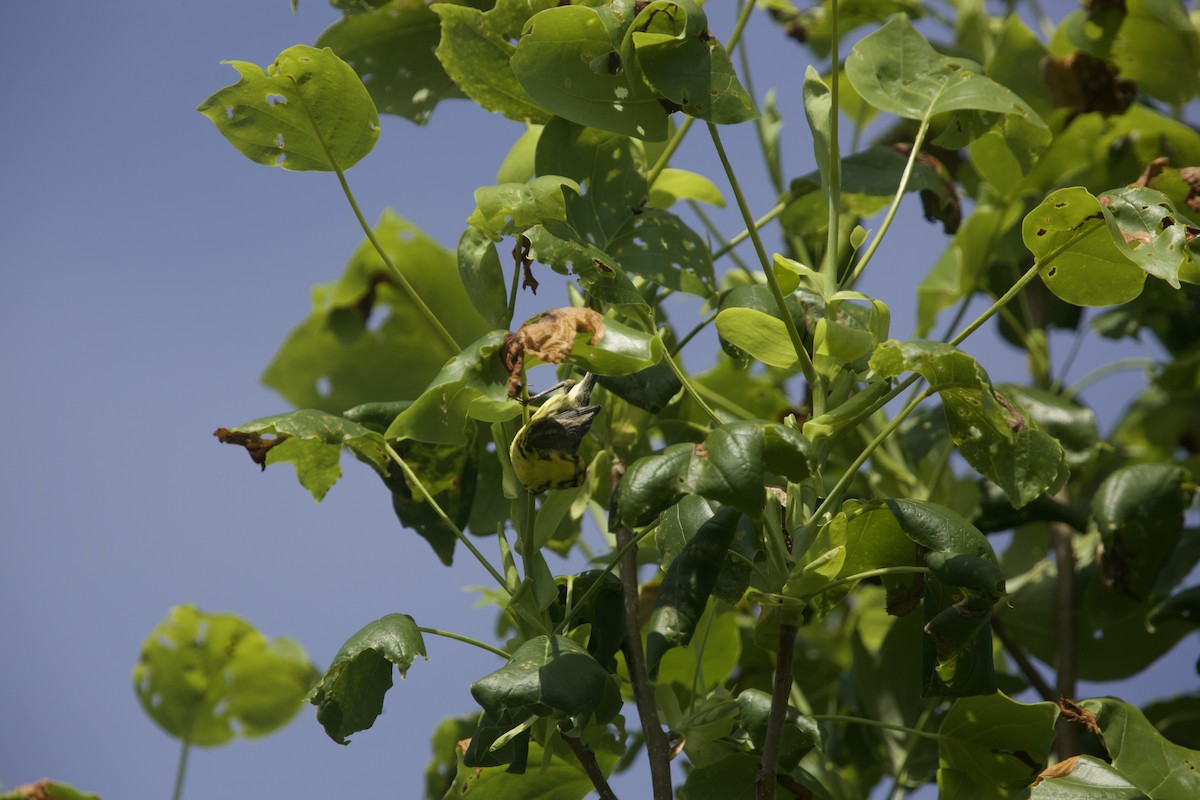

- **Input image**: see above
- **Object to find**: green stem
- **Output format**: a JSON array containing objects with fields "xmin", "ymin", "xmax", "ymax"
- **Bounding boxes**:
[
  {"xmin": 842, "ymin": 118, "xmax": 931, "ymax": 291},
  {"xmin": 712, "ymin": 200, "xmax": 787, "ymax": 261},
  {"xmin": 689, "ymin": 199, "xmax": 752, "ymax": 273},
  {"xmin": 329, "ymin": 166, "xmax": 460, "ymax": 354},
  {"xmin": 823, "ymin": 0, "xmax": 842, "ymax": 296},
  {"xmin": 886, "ymin": 702, "xmax": 939, "ymax": 800},
  {"xmin": 418, "ymin": 627, "xmax": 511, "ymax": 660},
  {"xmin": 171, "ymin": 736, "xmax": 191, "ymax": 800},
  {"xmin": 806, "ymin": 389, "xmax": 931, "ymax": 533},
  {"xmin": 808, "ymin": 565, "xmax": 929, "ymax": 599},
  {"xmin": 671, "ymin": 308, "xmax": 719, "ymax": 356},
  {"xmin": 554, "ymin": 522, "xmax": 660, "ymax": 635},
  {"xmin": 384, "ymin": 443, "xmax": 507, "ymax": 588},
  {"xmin": 949, "ymin": 261, "xmax": 1041, "ymax": 347},
  {"xmin": 644, "ymin": 0, "xmax": 755, "ymax": 190},
  {"xmin": 506, "ymin": 239, "xmax": 522, "ymax": 328},
  {"xmin": 808, "ymin": 714, "xmax": 946, "ymax": 742},
  {"xmin": 1064, "ymin": 357, "xmax": 1157, "ymax": 400},
  {"xmin": 708, "ymin": 123, "xmax": 821, "ymax": 410},
  {"xmin": 639, "ymin": 307, "xmax": 723, "ymax": 424}
]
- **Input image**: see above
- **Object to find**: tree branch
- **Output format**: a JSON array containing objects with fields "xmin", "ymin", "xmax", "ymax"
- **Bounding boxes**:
[
  {"xmin": 558, "ymin": 722, "xmax": 618, "ymax": 800},
  {"xmin": 756, "ymin": 618, "xmax": 799, "ymax": 800},
  {"xmin": 990, "ymin": 615, "xmax": 1055, "ymax": 703}
]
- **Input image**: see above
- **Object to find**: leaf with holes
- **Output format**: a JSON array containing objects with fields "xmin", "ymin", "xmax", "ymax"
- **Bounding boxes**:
[
  {"xmin": 511, "ymin": 4, "xmax": 669, "ymax": 140},
  {"xmin": 608, "ymin": 208, "xmax": 715, "ymax": 297},
  {"xmin": 134, "ymin": 605, "xmax": 318, "ymax": 746},
  {"xmin": 198, "ymin": 45, "xmax": 379, "ymax": 171},
  {"xmin": 1099, "ymin": 187, "xmax": 1195, "ymax": 289},
  {"xmin": 1023, "ymin": 187, "xmax": 1146, "ymax": 306},
  {"xmin": 870, "ymin": 340, "xmax": 1067, "ymax": 508},
  {"xmin": 316, "ymin": 1, "xmax": 460, "ymax": 124},
  {"xmin": 846, "ymin": 16, "xmax": 1045, "ymax": 129}
]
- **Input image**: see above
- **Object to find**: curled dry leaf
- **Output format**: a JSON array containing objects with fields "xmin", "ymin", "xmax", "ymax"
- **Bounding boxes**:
[
  {"xmin": 1032, "ymin": 755, "xmax": 1079, "ymax": 786},
  {"xmin": 213, "ymin": 427, "xmax": 287, "ymax": 470},
  {"xmin": 501, "ymin": 307, "xmax": 606, "ymax": 396}
]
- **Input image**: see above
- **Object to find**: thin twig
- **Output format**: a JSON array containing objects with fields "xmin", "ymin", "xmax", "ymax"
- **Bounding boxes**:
[
  {"xmin": 612, "ymin": 455, "xmax": 672, "ymax": 800},
  {"xmin": 756, "ymin": 618, "xmax": 799, "ymax": 800},
  {"xmin": 558, "ymin": 721, "xmax": 619, "ymax": 800},
  {"xmin": 990, "ymin": 616, "xmax": 1055, "ymax": 703}
]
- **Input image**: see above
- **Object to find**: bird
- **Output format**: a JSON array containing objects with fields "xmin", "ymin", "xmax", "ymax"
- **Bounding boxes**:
[{"xmin": 509, "ymin": 373, "xmax": 601, "ymax": 493}]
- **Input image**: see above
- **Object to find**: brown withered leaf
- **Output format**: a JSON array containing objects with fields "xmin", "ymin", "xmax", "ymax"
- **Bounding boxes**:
[
  {"xmin": 1032, "ymin": 755, "xmax": 1080, "ymax": 786},
  {"xmin": 1042, "ymin": 52, "xmax": 1136, "ymax": 117},
  {"xmin": 1181, "ymin": 166, "xmax": 1200, "ymax": 215},
  {"xmin": 500, "ymin": 307, "xmax": 606, "ymax": 397},
  {"xmin": 214, "ymin": 427, "xmax": 289, "ymax": 470}
]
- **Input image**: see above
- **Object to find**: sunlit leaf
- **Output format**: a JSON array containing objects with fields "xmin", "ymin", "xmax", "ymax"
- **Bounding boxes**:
[
  {"xmin": 937, "ymin": 692, "xmax": 1059, "ymax": 797},
  {"xmin": 134, "ymin": 605, "xmax": 318, "ymax": 746},
  {"xmin": 198, "ymin": 45, "xmax": 379, "ymax": 171},
  {"xmin": 316, "ymin": 1, "xmax": 460, "ymax": 124}
]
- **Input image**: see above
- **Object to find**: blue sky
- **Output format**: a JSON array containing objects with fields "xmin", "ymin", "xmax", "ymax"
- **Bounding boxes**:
[{"xmin": 1, "ymin": 2, "xmax": 1194, "ymax": 799}]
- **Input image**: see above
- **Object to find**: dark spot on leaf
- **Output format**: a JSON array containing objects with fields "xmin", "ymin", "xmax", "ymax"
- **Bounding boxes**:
[
  {"xmin": 1047, "ymin": 266, "xmax": 1057, "ymax": 277},
  {"xmin": 1036, "ymin": 228, "xmax": 1047, "ymax": 236}
]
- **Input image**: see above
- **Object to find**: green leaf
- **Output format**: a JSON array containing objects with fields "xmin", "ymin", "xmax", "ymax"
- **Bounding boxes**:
[
  {"xmin": 457, "ymin": 225, "xmax": 510, "ymax": 329},
  {"xmin": 618, "ymin": 421, "xmax": 814, "ymax": 524},
  {"xmin": 309, "ymin": 613, "xmax": 427, "ymax": 745},
  {"xmin": 534, "ymin": 117, "xmax": 647, "ymax": 244},
  {"xmin": 846, "ymin": 16, "xmax": 1046, "ymax": 129},
  {"xmin": 653, "ymin": 604, "xmax": 743, "ymax": 694},
  {"xmin": 1023, "ymin": 187, "xmax": 1146, "ymax": 307},
  {"xmin": 262, "ymin": 211, "xmax": 491, "ymax": 412},
  {"xmin": 1111, "ymin": 0, "xmax": 1200, "ymax": 106},
  {"xmin": 608, "ymin": 208, "xmax": 716, "ymax": 297},
  {"xmin": 1088, "ymin": 464, "xmax": 1193, "ymax": 612},
  {"xmin": 386, "ymin": 330, "xmax": 519, "ymax": 445},
  {"xmin": 629, "ymin": 0, "xmax": 758, "ymax": 124},
  {"xmin": 552, "ymin": 570, "xmax": 626, "ymax": 668},
  {"xmin": 432, "ymin": 2, "xmax": 552, "ymax": 123},
  {"xmin": 869, "ymin": 340, "xmax": 1067, "ymax": 507},
  {"xmin": 997, "ymin": 385, "xmax": 1100, "ymax": 470},
  {"xmin": 446, "ymin": 740, "xmax": 611, "ymax": 799},
  {"xmin": 595, "ymin": 361, "xmax": 681, "ymax": 413},
  {"xmin": 938, "ymin": 692, "xmax": 1059, "ymax": 797},
  {"xmin": 512, "ymin": 5, "xmax": 669, "ymax": 140},
  {"xmin": 316, "ymin": 0, "xmax": 459, "ymax": 124},
  {"xmin": 1099, "ymin": 187, "xmax": 1196, "ymax": 289},
  {"xmin": 471, "ymin": 634, "xmax": 610, "ymax": 719},
  {"xmin": 524, "ymin": 222, "xmax": 647, "ymax": 307},
  {"xmin": 804, "ymin": 66, "xmax": 833, "ymax": 198},
  {"xmin": 1084, "ymin": 697, "xmax": 1200, "ymax": 798},
  {"xmin": 647, "ymin": 167, "xmax": 725, "ymax": 209},
  {"xmin": 714, "ymin": 307, "xmax": 803, "ymax": 370},
  {"xmin": 215, "ymin": 409, "xmax": 388, "ymax": 501},
  {"xmin": 467, "ymin": 175, "xmax": 581, "ymax": 239},
  {"xmin": 567, "ymin": 314, "xmax": 663, "ymax": 375},
  {"xmin": 197, "ymin": 45, "xmax": 379, "ymax": 171},
  {"xmin": 646, "ymin": 500, "xmax": 741, "ymax": 676},
  {"xmin": 1142, "ymin": 693, "xmax": 1200, "ymax": 750},
  {"xmin": 134, "ymin": 605, "xmax": 318, "ymax": 746},
  {"xmin": 737, "ymin": 688, "xmax": 822, "ymax": 771}
]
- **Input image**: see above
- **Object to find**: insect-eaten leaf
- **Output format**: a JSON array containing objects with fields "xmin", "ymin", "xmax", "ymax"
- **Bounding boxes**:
[
  {"xmin": 197, "ymin": 45, "xmax": 379, "ymax": 171},
  {"xmin": 870, "ymin": 340, "xmax": 1068, "ymax": 508},
  {"xmin": 134, "ymin": 605, "xmax": 318, "ymax": 747}
]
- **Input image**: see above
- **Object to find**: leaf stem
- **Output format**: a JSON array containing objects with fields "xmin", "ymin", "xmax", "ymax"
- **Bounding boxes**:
[
  {"xmin": 712, "ymin": 200, "xmax": 787, "ymax": 261},
  {"xmin": 842, "ymin": 118, "xmax": 931, "ymax": 291},
  {"xmin": 554, "ymin": 521, "xmax": 660, "ymax": 635},
  {"xmin": 384, "ymin": 443, "xmax": 507, "ymax": 588},
  {"xmin": 671, "ymin": 308, "xmax": 720, "ymax": 356},
  {"xmin": 708, "ymin": 122, "xmax": 821, "ymax": 412},
  {"xmin": 418, "ymin": 627, "xmax": 511, "ymax": 660},
  {"xmin": 808, "ymin": 714, "xmax": 946, "ymax": 742},
  {"xmin": 327, "ymin": 165, "xmax": 460, "ymax": 354},
  {"xmin": 806, "ymin": 389, "xmax": 931, "ymax": 534},
  {"xmin": 823, "ymin": 0, "xmax": 842, "ymax": 296},
  {"xmin": 1063, "ymin": 357, "xmax": 1157, "ymax": 400},
  {"xmin": 808, "ymin": 565, "xmax": 930, "ymax": 599},
  {"xmin": 171, "ymin": 736, "xmax": 191, "ymax": 800}
]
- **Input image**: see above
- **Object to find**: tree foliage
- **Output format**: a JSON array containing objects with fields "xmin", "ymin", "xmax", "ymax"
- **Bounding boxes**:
[{"xmin": 119, "ymin": 1, "xmax": 1200, "ymax": 799}]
